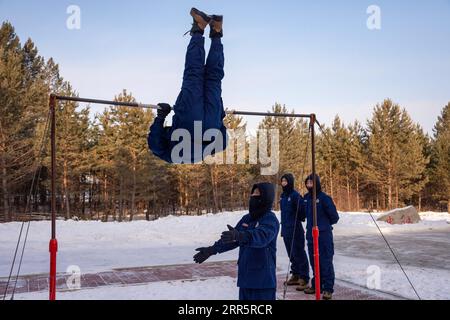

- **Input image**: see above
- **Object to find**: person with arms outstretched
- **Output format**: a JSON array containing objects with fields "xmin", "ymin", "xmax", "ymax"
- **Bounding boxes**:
[
  {"xmin": 193, "ymin": 183, "xmax": 280, "ymax": 301},
  {"xmin": 148, "ymin": 8, "xmax": 228, "ymax": 164}
]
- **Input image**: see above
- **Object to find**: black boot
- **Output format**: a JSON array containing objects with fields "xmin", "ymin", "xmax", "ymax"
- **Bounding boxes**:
[
  {"xmin": 186, "ymin": 8, "xmax": 211, "ymax": 36},
  {"xmin": 209, "ymin": 15, "xmax": 223, "ymax": 38}
]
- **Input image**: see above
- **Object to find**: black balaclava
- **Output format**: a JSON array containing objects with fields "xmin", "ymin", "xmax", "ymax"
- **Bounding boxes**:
[
  {"xmin": 281, "ymin": 173, "xmax": 295, "ymax": 194},
  {"xmin": 249, "ymin": 182, "xmax": 275, "ymax": 221},
  {"xmin": 305, "ymin": 174, "xmax": 322, "ymax": 194}
]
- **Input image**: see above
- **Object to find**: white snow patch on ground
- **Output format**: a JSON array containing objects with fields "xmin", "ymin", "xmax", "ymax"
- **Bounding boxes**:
[
  {"xmin": 333, "ymin": 211, "xmax": 450, "ymax": 236},
  {"xmin": 14, "ymin": 277, "xmax": 238, "ymax": 300},
  {"xmin": 334, "ymin": 255, "xmax": 450, "ymax": 300}
]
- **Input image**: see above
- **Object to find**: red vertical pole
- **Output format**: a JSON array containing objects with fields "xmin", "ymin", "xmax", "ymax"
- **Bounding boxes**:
[
  {"xmin": 49, "ymin": 95, "xmax": 58, "ymax": 301},
  {"xmin": 310, "ymin": 114, "xmax": 321, "ymax": 301}
]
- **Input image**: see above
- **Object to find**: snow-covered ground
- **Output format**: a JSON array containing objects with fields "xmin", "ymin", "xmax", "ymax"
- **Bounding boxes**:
[
  {"xmin": 333, "ymin": 210, "xmax": 450, "ymax": 236},
  {"xmin": 14, "ymin": 277, "xmax": 238, "ymax": 300},
  {"xmin": 1, "ymin": 210, "xmax": 449, "ymax": 300}
]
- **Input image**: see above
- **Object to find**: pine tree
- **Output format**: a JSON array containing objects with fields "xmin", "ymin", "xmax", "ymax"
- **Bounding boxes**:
[
  {"xmin": 365, "ymin": 99, "xmax": 428, "ymax": 209},
  {"xmin": 0, "ymin": 22, "xmax": 48, "ymax": 220},
  {"xmin": 348, "ymin": 121, "xmax": 366, "ymax": 211},
  {"xmin": 258, "ymin": 103, "xmax": 299, "ymax": 207},
  {"xmin": 95, "ymin": 90, "xmax": 155, "ymax": 221},
  {"xmin": 429, "ymin": 103, "xmax": 450, "ymax": 213}
]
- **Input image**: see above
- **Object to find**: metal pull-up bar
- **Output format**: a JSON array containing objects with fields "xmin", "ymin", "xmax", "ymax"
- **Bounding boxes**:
[
  {"xmin": 48, "ymin": 94, "xmax": 321, "ymax": 301},
  {"xmin": 51, "ymin": 94, "xmax": 312, "ymax": 118}
]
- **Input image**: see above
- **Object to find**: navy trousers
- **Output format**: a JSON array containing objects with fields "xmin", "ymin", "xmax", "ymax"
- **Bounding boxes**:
[
  {"xmin": 171, "ymin": 34, "xmax": 226, "ymax": 135},
  {"xmin": 283, "ymin": 231, "xmax": 310, "ymax": 281},
  {"xmin": 239, "ymin": 288, "xmax": 276, "ymax": 301},
  {"xmin": 307, "ymin": 231, "xmax": 335, "ymax": 293}
]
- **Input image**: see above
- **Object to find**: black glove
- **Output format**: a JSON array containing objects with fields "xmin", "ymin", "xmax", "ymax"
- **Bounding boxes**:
[
  {"xmin": 221, "ymin": 225, "xmax": 247, "ymax": 244},
  {"xmin": 193, "ymin": 246, "xmax": 216, "ymax": 264},
  {"xmin": 157, "ymin": 103, "xmax": 171, "ymax": 119}
]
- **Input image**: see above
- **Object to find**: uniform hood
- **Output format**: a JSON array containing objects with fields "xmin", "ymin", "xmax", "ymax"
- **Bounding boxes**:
[
  {"xmin": 281, "ymin": 173, "xmax": 295, "ymax": 193},
  {"xmin": 305, "ymin": 174, "xmax": 322, "ymax": 193},
  {"xmin": 251, "ymin": 182, "xmax": 275, "ymax": 211}
]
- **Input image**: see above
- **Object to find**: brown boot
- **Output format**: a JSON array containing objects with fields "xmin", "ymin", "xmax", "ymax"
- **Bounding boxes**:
[
  {"xmin": 284, "ymin": 275, "xmax": 300, "ymax": 286},
  {"xmin": 209, "ymin": 15, "xmax": 223, "ymax": 38},
  {"xmin": 322, "ymin": 291, "xmax": 333, "ymax": 300},
  {"xmin": 295, "ymin": 278, "xmax": 309, "ymax": 291},
  {"xmin": 187, "ymin": 8, "xmax": 211, "ymax": 36},
  {"xmin": 303, "ymin": 286, "xmax": 316, "ymax": 294}
]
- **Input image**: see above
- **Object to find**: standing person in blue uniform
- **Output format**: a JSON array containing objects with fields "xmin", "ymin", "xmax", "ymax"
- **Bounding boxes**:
[
  {"xmin": 279, "ymin": 173, "xmax": 309, "ymax": 290},
  {"xmin": 301, "ymin": 174, "xmax": 339, "ymax": 300},
  {"xmin": 148, "ymin": 8, "xmax": 228, "ymax": 164},
  {"xmin": 193, "ymin": 183, "xmax": 280, "ymax": 300}
]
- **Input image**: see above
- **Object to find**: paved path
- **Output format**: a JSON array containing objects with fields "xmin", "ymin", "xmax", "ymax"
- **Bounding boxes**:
[
  {"xmin": 1, "ymin": 261, "xmax": 399, "ymax": 300},
  {"xmin": 335, "ymin": 229, "xmax": 450, "ymax": 271}
]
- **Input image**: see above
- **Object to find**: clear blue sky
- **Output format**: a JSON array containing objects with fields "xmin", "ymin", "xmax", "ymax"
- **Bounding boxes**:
[{"xmin": 1, "ymin": 0, "xmax": 449, "ymax": 134}]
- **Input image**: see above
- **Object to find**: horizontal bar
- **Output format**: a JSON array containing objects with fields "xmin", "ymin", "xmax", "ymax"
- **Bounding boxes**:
[
  {"xmin": 52, "ymin": 95, "xmax": 158, "ymax": 109},
  {"xmin": 227, "ymin": 110, "xmax": 311, "ymax": 118},
  {"xmin": 51, "ymin": 94, "xmax": 313, "ymax": 119}
]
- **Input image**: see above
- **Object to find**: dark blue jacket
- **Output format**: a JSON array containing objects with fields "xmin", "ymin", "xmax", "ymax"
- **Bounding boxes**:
[
  {"xmin": 148, "ymin": 117, "xmax": 228, "ymax": 164},
  {"xmin": 303, "ymin": 175, "xmax": 339, "ymax": 240},
  {"xmin": 212, "ymin": 183, "xmax": 280, "ymax": 289},
  {"xmin": 279, "ymin": 174, "xmax": 305, "ymax": 238}
]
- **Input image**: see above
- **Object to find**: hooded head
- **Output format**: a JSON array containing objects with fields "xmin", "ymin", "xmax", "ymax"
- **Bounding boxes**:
[
  {"xmin": 305, "ymin": 174, "xmax": 322, "ymax": 194},
  {"xmin": 249, "ymin": 182, "xmax": 275, "ymax": 220},
  {"xmin": 281, "ymin": 173, "xmax": 295, "ymax": 194}
]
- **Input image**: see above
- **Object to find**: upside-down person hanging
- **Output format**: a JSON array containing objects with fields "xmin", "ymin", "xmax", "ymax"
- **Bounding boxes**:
[{"xmin": 148, "ymin": 8, "xmax": 228, "ymax": 164}]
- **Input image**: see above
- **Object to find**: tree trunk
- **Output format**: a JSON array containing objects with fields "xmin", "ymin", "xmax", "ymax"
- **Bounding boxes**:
[
  {"xmin": 274, "ymin": 173, "xmax": 280, "ymax": 211},
  {"xmin": 178, "ymin": 175, "xmax": 183, "ymax": 215},
  {"xmin": 118, "ymin": 175, "xmax": 124, "ymax": 222},
  {"xmin": 230, "ymin": 177, "xmax": 234, "ymax": 210},
  {"xmin": 63, "ymin": 161, "xmax": 70, "ymax": 220},
  {"xmin": 184, "ymin": 178, "xmax": 189, "ymax": 215},
  {"xmin": 111, "ymin": 179, "xmax": 116, "ymax": 221},
  {"xmin": 356, "ymin": 175, "xmax": 360, "ymax": 212},
  {"xmin": 387, "ymin": 165, "xmax": 392, "ymax": 210},
  {"xmin": 329, "ymin": 162, "xmax": 334, "ymax": 198},
  {"xmin": 418, "ymin": 193, "xmax": 422, "ymax": 212},
  {"xmin": 346, "ymin": 176, "xmax": 351, "ymax": 211},
  {"xmin": 447, "ymin": 198, "xmax": 450, "ymax": 214},
  {"xmin": 2, "ymin": 162, "xmax": 9, "ymax": 221},
  {"xmin": 210, "ymin": 166, "xmax": 219, "ymax": 213},
  {"xmin": 103, "ymin": 173, "xmax": 108, "ymax": 222},
  {"xmin": 376, "ymin": 189, "xmax": 380, "ymax": 211},
  {"xmin": 82, "ymin": 189, "xmax": 86, "ymax": 220},
  {"xmin": 130, "ymin": 163, "xmax": 136, "ymax": 222},
  {"xmin": 395, "ymin": 184, "xmax": 399, "ymax": 208},
  {"xmin": 0, "ymin": 126, "xmax": 9, "ymax": 221}
]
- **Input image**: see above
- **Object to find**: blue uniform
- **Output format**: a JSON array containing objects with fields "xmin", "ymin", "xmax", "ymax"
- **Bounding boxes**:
[
  {"xmin": 279, "ymin": 174, "xmax": 309, "ymax": 281},
  {"xmin": 212, "ymin": 183, "xmax": 280, "ymax": 300},
  {"xmin": 148, "ymin": 34, "xmax": 228, "ymax": 163},
  {"xmin": 303, "ymin": 175, "xmax": 339, "ymax": 293}
]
